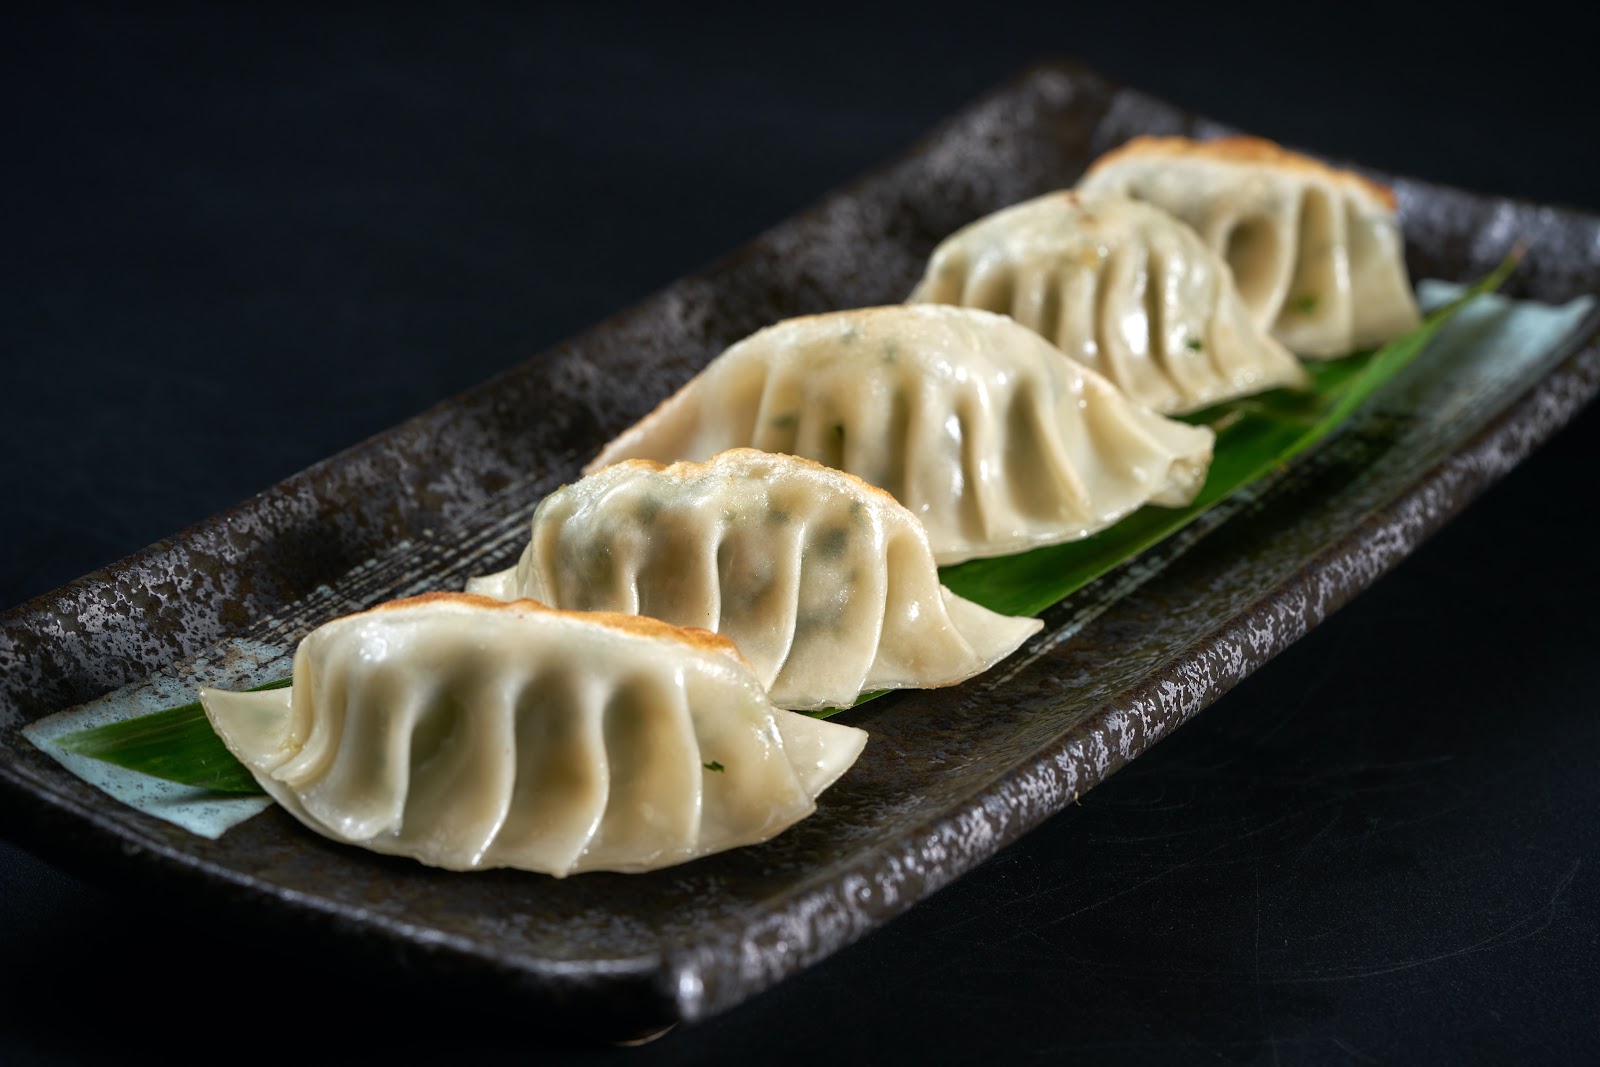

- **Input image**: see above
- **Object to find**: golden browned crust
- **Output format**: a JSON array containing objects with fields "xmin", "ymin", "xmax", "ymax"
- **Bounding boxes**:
[
  {"xmin": 351, "ymin": 592, "xmax": 752, "ymax": 664},
  {"xmin": 1085, "ymin": 134, "xmax": 1398, "ymax": 212},
  {"xmin": 695, "ymin": 449, "xmax": 910, "ymax": 506},
  {"xmin": 749, "ymin": 301, "xmax": 1030, "ymax": 336},
  {"xmin": 585, "ymin": 449, "xmax": 909, "ymax": 512},
  {"xmin": 755, "ymin": 303, "xmax": 921, "ymax": 331}
]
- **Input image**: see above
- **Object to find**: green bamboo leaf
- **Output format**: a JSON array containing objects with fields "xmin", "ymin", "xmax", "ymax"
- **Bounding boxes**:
[
  {"xmin": 52, "ymin": 679, "xmax": 291, "ymax": 794},
  {"xmin": 53, "ymin": 258, "xmax": 1516, "ymax": 770}
]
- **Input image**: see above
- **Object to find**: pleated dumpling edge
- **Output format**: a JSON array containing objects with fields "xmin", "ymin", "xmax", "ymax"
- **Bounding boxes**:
[
  {"xmin": 585, "ymin": 305, "xmax": 1215, "ymax": 566},
  {"xmin": 200, "ymin": 593, "xmax": 868, "ymax": 877},
  {"xmin": 906, "ymin": 190, "xmax": 1310, "ymax": 414},
  {"xmin": 468, "ymin": 449, "xmax": 1043, "ymax": 710},
  {"xmin": 1078, "ymin": 135, "xmax": 1422, "ymax": 357}
]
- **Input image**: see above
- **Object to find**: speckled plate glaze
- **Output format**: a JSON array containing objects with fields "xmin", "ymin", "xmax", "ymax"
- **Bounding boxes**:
[{"xmin": 2, "ymin": 62, "xmax": 1598, "ymax": 1038}]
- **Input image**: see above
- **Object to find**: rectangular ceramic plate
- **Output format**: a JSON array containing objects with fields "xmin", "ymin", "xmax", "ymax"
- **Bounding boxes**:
[{"xmin": 3, "ymin": 61, "xmax": 1598, "ymax": 1037}]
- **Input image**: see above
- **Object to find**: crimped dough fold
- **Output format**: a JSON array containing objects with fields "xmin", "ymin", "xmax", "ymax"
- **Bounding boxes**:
[
  {"xmin": 587, "ymin": 305, "xmax": 1215, "ymax": 565},
  {"xmin": 908, "ymin": 191, "xmax": 1308, "ymax": 413},
  {"xmin": 1078, "ymin": 135, "xmax": 1421, "ymax": 357},
  {"xmin": 200, "ymin": 594, "xmax": 866, "ymax": 876},
  {"xmin": 469, "ymin": 450, "xmax": 1042, "ymax": 709}
]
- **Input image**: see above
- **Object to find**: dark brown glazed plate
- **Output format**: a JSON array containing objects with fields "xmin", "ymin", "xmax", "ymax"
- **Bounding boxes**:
[{"xmin": 1, "ymin": 61, "xmax": 1597, "ymax": 1037}]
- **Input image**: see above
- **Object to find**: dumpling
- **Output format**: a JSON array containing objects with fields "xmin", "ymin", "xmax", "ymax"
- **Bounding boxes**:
[
  {"xmin": 907, "ymin": 191, "xmax": 1308, "ymax": 414},
  {"xmin": 198, "ymin": 593, "xmax": 867, "ymax": 876},
  {"xmin": 1077, "ymin": 135, "xmax": 1421, "ymax": 357},
  {"xmin": 467, "ymin": 449, "xmax": 1043, "ymax": 710},
  {"xmin": 586, "ymin": 304, "xmax": 1215, "ymax": 565}
]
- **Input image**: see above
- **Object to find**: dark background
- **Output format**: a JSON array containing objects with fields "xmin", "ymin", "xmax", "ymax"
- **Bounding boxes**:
[{"xmin": 4, "ymin": 4, "xmax": 1597, "ymax": 1063}]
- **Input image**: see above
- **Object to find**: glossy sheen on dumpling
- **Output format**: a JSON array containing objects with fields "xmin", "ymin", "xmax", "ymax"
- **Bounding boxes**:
[
  {"xmin": 467, "ymin": 450, "xmax": 1043, "ymax": 710},
  {"xmin": 198, "ymin": 594, "xmax": 867, "ymax": 876},
  {"xmin": 907, "ymin": 191, "xmax": 1308, "ymax": 414},
  {"xmin": 1078, "ymin": 135, "xmax": 1421, "ymax": 358},
  {"xmin": 586, "ymin": 305, "xmax": 1215, "ymax": 565}
]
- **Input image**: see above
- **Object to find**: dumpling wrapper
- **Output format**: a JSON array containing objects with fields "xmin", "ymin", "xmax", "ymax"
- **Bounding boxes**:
[
  {"xmin": 1078, "ymin": 135, "xmax": 1421, "ymax": 358},
  {"xmin": 907, "ymin": 191, "xmax": 1309, "ymax": 414},
  {"xmin": 586, "ymin": 304, "xmax": 1215, "ymax": 565},
  {"xmin": 468, "ymin": 449, "xmax": 1043, "ymax": 710},
  {"xmin": 199, "ymin": 593, "xmax": 866, "ymax": 877}
]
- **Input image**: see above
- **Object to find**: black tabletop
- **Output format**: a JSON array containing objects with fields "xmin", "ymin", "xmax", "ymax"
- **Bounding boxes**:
[{"xmin": 4, "ymin": 5, "xmax": 1597, "ymax": 1063}]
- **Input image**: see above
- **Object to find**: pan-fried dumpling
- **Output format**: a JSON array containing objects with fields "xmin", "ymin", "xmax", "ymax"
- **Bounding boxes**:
[
  {"xmin": 586, "ymin": 305, "xmax": 1214, "ymax": 565},
  {"xmin": 907, "ymin": 191, "xmax": 1308, "ymax": 414},
  {"xmin": 1078, "ymin": 135, "xmax": 1421, "ymax": 357},
  {"xmin": 198, "ymin": 593, "xmax": 867, "ymax": 876},
  {"xmin": 467, "ymin": 449, "xmax": 1043, "ymax": 710}
]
